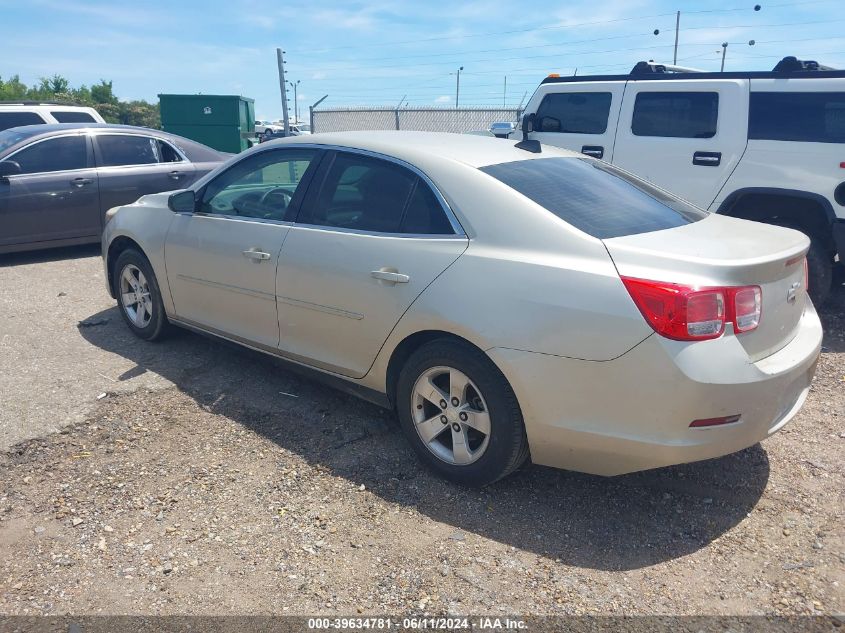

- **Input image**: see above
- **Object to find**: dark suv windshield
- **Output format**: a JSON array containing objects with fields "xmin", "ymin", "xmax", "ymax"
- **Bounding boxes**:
[
  {"xmin": 0, "ymin": 129, "xmax": 40, "ymax": 154},
  {"xmin": 480, "ymin": 157, "xmax": 707, "ymax": 239}
]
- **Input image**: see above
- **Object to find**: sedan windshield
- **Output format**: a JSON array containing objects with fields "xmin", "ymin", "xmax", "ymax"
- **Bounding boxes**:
[
  {"xmin": 480, "ymin": 157, "xmax": 708, "ymax": 239},
  {"xmin": 0, "ymin": 129, "xmax": 39, "ymax": 154}
]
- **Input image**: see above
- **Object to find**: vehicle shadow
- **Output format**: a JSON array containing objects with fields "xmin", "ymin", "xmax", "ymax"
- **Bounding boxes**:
[
  {"xmin": 0, "ymin": 244, "xmax": 100, "ymax": 268},
  {"xmin": 78, "ymin": 305, "xmax": 770, "ymax": 572}
]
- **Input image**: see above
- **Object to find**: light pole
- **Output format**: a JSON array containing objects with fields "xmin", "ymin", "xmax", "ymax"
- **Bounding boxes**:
[
  {"xmin": 287, "ymin": 79, "xmax": 300, "ymax": 122},
  {"xmin": 455, "ymin": 66, "xmax": 463, "ymax": 109},
  {"xmin": 658, "ymin": 4, "xmax": 760, "ymax": 65}
]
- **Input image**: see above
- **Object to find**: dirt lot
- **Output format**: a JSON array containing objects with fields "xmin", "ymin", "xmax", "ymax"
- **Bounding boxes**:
[{"xmin": 0, "ymin": 246, "xmax": 842, "ymax": 617}]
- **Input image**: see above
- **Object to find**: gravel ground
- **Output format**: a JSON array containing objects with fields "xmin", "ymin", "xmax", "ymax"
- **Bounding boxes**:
[{"xmin": 0, "ymin": 247, "xmax": 842, "ymax": 617}]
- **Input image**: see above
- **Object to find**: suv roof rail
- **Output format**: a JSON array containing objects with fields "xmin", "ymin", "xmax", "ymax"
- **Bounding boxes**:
[
  {"xmin": 630, "ymin": 61, "xmax": 706, "ymax": 75},
  {"xmin": 772, "ymin": 56, "xmax": 839, "ymax": 72},
  {"xmin": 0, "ymin": 100, "xmax": 87, "ymax": 106}
]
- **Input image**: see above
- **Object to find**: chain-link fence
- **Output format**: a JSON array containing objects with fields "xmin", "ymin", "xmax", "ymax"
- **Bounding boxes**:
[{"xmin": 310, "ymin": 106, "xmax": 521, "ymax": 134}]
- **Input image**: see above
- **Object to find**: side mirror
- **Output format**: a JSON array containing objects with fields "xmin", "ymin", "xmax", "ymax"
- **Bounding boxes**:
[
  {"xmin": 0, "ymin": 160, "xmax": 22, "ymax": 180},
  {"xmin": 489, "ymin": 121, "xmax": 516, "ymax": 139},
  {"xmin": 168, "ymin": 189, "xmax": 197, "ymax": 213},
  {"xmin": 515, "ymin": 114, "xmax": 541, "ymax": 154}
]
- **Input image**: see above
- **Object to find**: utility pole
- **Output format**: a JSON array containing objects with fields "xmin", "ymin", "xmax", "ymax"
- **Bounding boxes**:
[
  {"xmin": 720, "ymin": 42, "xmax": 728, "ymax": 72},
  {"xmin": 394, "ymin": 95, "xmax": 406, "ymax": 130},
  {"xmin": 309, "ymin": 94, "xmax": 328, "ymax": 134},
  {"xmin": 276, "ymin": 48, "xmax": 290, "ymax": 135},
  {"xmin": 455, "ymin": 66, "xmax": 463, "ymax": 109},
  {"xmin": 503, "ymin": 76, "xmax": 507, "ymax": 107},
  {"xmin": 673, "ymin": 11, "xmax": 680, "ymax": 65},
  {"xmin": 287, "ymin": 79, "xmax": 300, "ymax": 122}
]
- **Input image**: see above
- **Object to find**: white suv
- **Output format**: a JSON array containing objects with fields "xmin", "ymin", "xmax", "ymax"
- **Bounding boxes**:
[
  {"xmin": 496, "ymin": 57, "xmax": 845, "ymax": 304},
  {"xmin": 0, "ymin": 103, "xmax": 105, "ymax": 132}
]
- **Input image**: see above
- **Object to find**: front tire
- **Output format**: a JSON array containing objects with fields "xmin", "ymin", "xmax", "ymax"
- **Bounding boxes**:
[
  {"xmin": 113, "ymin": 248, "xmax": 169, "ymax": 341},
  {"xmin": 396, "ymin": 339, "xmax": 529, "ymax": 486}
]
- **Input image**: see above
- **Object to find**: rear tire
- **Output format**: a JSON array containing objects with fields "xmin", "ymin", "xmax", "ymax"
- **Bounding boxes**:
[
  {"xmin": 113, "ymin": 248, "xmax": 169, "ymax": 341},
  {"xmin": 396, "ymin": 339, "xmax": 529, "ymax": 486},
  {"xmin": 805, "ymin": 239, "xmax": 832, "ymax": 306}
]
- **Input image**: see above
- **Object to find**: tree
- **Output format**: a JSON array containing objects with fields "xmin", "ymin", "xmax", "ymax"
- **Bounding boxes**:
[
  {"xmin": 0, "ymin": 73, "xmax": 160, "ymax": 129},
  {"xmin": 91, "ymin": 79, "xmax": 118, "ymax": 105}
]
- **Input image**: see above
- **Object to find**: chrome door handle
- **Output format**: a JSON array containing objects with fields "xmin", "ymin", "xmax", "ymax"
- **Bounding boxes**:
[
  {"xmin": 168, "ymin": 171, "xmax": 185, "ymax": 180},
  {"xmin": 243, "ymin": 249, "xmax": 271, "ymax": 261},
  {"xmin": 692, "ymin": 151, "xmax": 722, "ymax": 166},
  {"xmin": 71, "ymin": 177, "xmax": 93, "ymax": 187},
  {"xmin": 370, "ymin": 270, "xmax": 410, "ymax": 283}
]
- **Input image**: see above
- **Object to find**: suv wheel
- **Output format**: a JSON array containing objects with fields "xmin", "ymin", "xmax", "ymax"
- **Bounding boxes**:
[{"xmin": 396, "ymin": 339, "xmax": 529, "ymax": 486}]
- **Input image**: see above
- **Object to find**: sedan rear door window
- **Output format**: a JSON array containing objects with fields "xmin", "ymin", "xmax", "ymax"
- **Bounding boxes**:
[
  {"xmin": 480, "ymin": 157, "xmax": 707, "ymax": 239},
  {"xmin": 10, "ymin": 135, "xmax": 88, "ymax": 174},
  {"xmin": 299, "ymin": 152, "xmax": 454, "ymax": 235},
  {"xmin": 96, "ymin": 134, "xmax": 159, "ymax": 167}
]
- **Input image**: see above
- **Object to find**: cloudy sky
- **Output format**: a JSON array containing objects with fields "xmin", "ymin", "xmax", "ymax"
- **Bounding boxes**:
[{"xmin": 2, "ymin": 0, "xmax": 844, "ymax": 120}]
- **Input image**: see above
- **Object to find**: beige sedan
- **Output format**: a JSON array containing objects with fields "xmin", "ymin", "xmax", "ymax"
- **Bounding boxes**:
[{"xmin": 102, "ymin": 131, "xmax": 821, "ymax": 486}]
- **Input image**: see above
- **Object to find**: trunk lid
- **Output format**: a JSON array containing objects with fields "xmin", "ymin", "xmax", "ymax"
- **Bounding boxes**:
[{"xmin": 603, "ymin": 214, "xmax": 809, "ymax": 361}]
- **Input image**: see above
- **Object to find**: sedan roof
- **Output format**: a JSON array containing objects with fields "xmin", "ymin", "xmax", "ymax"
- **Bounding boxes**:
[
  {"xmin": 0, "ymin": 123, "xmax": 226, "ymax": 162},
  {"xmin": 267, "ymin": 130, "xmax": 581, "ymax": 168}
]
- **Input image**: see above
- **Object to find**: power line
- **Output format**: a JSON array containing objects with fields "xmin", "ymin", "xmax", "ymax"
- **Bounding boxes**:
[{"xmin": 287, "ymin": 0, "xmax": 841, "ymax": 55}]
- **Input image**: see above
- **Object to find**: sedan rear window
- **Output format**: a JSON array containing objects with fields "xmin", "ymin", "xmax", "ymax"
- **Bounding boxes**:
[{"xmin": 479, "ymin": 157, "xmax": 707, "ymax": 239}]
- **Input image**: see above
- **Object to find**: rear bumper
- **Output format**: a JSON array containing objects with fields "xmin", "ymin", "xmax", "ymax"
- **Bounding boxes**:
[{"xmin": 489, "ymin": 302, "xmax": 822, "ymax": 476}]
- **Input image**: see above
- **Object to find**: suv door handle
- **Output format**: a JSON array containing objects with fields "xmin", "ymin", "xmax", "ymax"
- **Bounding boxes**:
[
  {"xmin": 370, "ymin": 270, "xmax": 410, "ymax": 284},
  {"xmin": 71, "ymin": 177, "xmax": 93, "ymax": 187},
  {"xmin": 168, "ymin": 171, "xmax": 185, "ymax": 180},
  {"xmin": 693, "ymin": 151, "xmax": 722, "ymax": 166},
  {"xmin": 243, "ymin": 249, "xmax": 271, "ymax": 261},
  {"xmin": 581, "ymin": 145, "xmax": 604, "ymax": 159}
]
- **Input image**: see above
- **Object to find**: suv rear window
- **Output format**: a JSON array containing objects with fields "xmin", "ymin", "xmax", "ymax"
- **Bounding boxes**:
[
  {"xmin": 480, "ymin": 157, "xmax": 707, "ymax": 239},
  {"xmin": 631, "ymin": 92, "xmax": 718, "ymax": 138},
  {"xmin": 51, "ymin": 110, "xmax": 97, "ymax": 123},
  {"xmin": 535, "ymin": 92, "xmax": 612, "ymax": 134},
  {"xmin": 0, "ymin": 112, "xmax": 47, "ymax": 132},
  {"xmin": 749, "ymin": 92, "xmax": 845, "ymax": 143}
]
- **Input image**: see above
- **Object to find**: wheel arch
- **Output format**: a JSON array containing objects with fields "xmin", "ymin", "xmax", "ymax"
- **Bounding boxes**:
[
  {"xmin": 717, "ymin": 187, "xmax": 835, "ymax": 251},
  {"xmin": 105, "ymin": 235, "xmax": 146, "ymax": 297},
  {"xmin": 384, "ymin": 330, "xmax": 491, "ymax": 409}
]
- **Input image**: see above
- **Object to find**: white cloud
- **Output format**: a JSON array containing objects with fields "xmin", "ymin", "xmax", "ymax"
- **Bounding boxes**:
[{"xmin": 434, "ymin": 95, "xmax": 451, "ymax": 103}]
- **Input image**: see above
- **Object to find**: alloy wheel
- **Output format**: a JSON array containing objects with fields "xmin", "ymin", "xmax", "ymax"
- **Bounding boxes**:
[
  {"xmin": 411, "ymin": 365, "xmax": 491, "ymax": 465},
  {"xmin": 119, "ymin": 264, "xmax": 153, "ymax": 329}
]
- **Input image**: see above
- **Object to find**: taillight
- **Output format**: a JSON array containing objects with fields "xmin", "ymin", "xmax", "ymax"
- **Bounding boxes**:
[
  {"xmin": 621, "ymin": 277, "xmax": 762, "ymax": 341},
  {"xmin": 733, "ymin": 286, "xmax": 762, "ymax": 333},
  {"xmin": 803, "ymin": 257, "xmax": 809, "ymax": 294}
]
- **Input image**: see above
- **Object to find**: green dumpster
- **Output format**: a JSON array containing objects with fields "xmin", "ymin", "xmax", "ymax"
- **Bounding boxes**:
[{"xmin": 159, "ymin": 94, "xmax": 255, "ymax": 153}]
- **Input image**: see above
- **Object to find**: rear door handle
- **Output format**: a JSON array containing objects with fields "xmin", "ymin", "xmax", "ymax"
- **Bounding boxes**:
[
  {"xmin": 370, "ymin": 270, "xmax": 410, "ymax": 284},
  {"xmin": 693, "ymin": 151, "xmax": 722, "ymax": 166},
  {"xmin": 71, "ymin": 177, "xmax": 93, "ymax": 187},
  {"xmin": 243, "ymin": 249, "xmax": 271, "ymax": 261},
  {"xmin": 168, "ymin": 171, "xmax": 185, "ymax": 180},
  {"xmin": 581, "ymin": 145, "xmax": 604, "ymax": 159}
]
